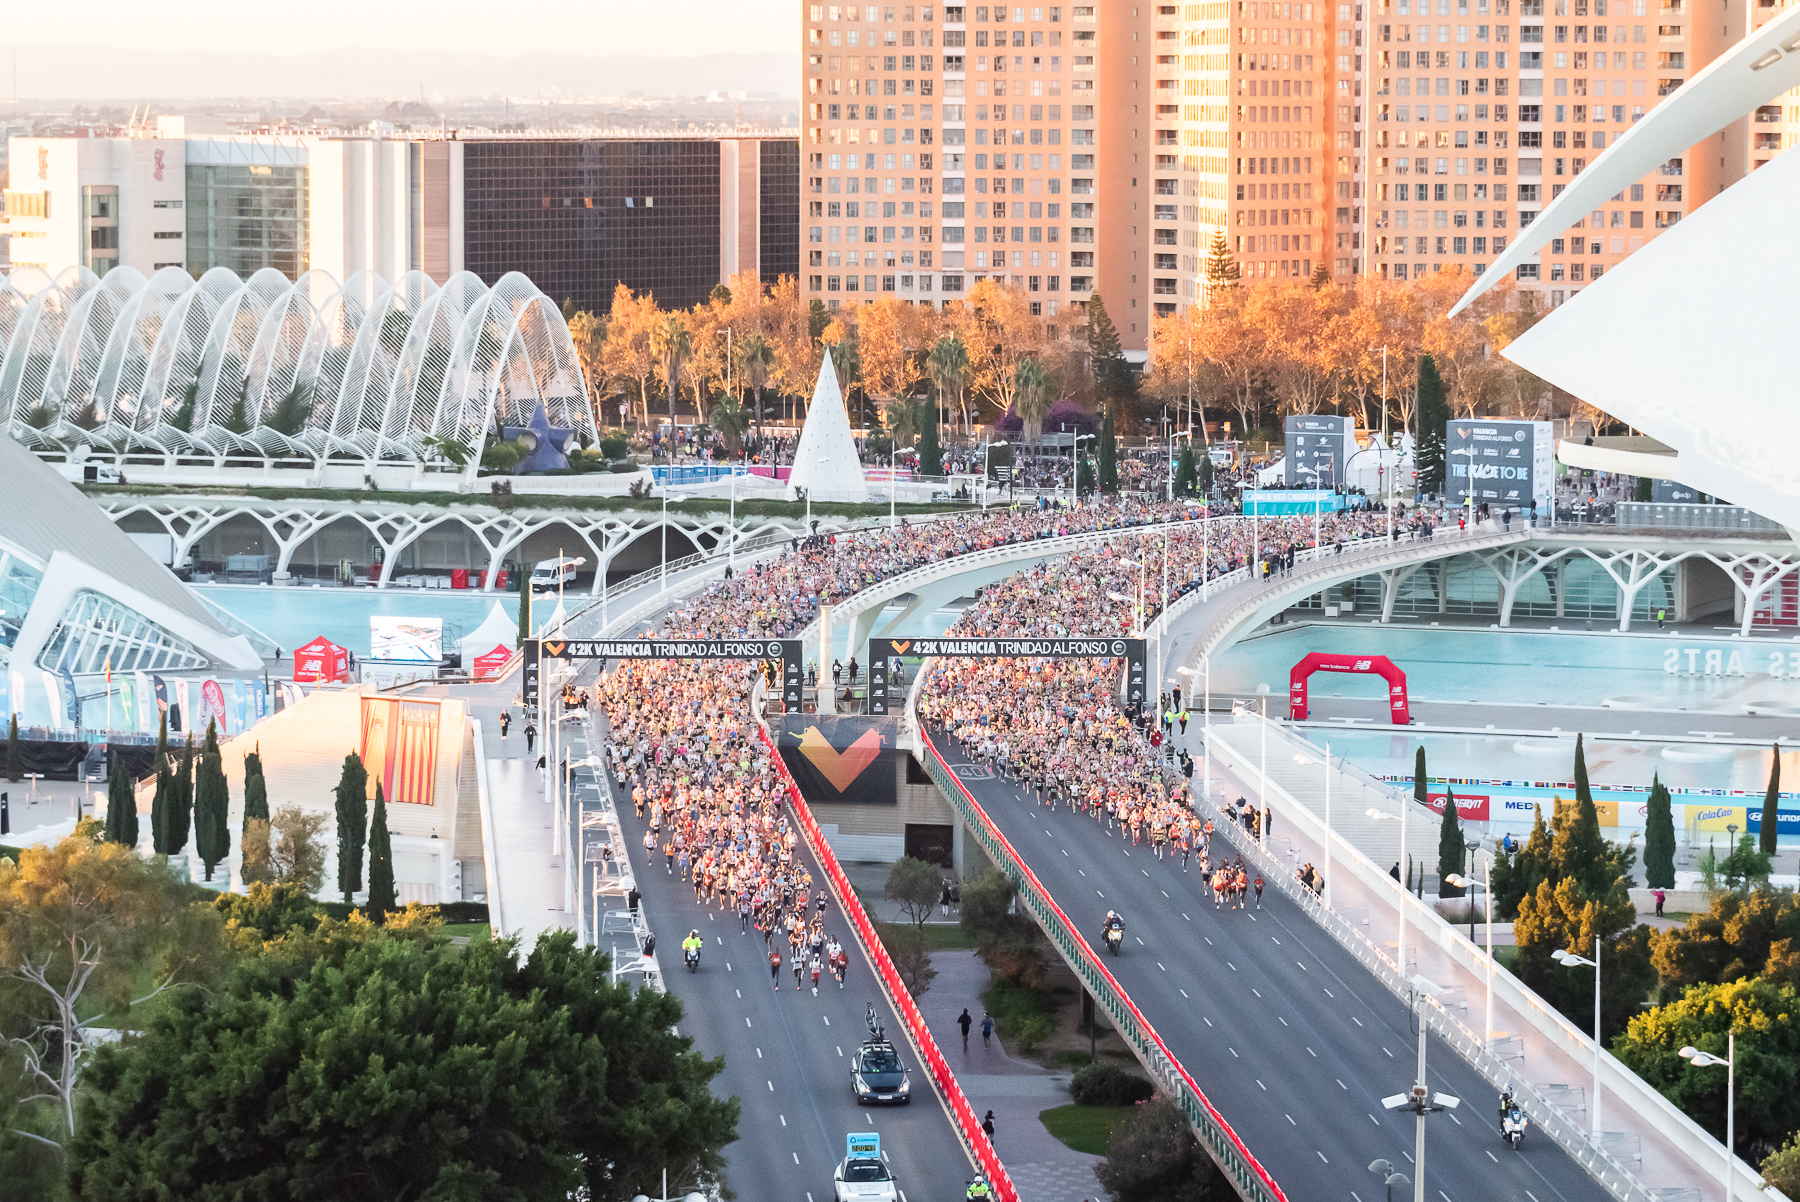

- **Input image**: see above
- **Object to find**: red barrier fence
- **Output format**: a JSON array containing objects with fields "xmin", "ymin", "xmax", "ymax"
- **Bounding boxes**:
[
  {"xmin": 918, "ymin": 726, "xmax": 1290, "ymax": 1202},
  {"xmin": 756, "ymin": 727, "xmax": 1017, "ymax": 1202}
]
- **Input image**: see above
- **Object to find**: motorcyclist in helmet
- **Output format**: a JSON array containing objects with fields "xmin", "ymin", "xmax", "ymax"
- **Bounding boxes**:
[
  {"xmin": 682, "ymin": 929, "xmax": 703, "ymax": 958},
  {"xmin": 965, "ymin": 1176, "xmax": 993, "ymax": 1200}
]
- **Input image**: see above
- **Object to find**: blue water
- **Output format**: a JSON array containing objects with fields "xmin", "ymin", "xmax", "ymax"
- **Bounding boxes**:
[
  {"xmin": 193, "ymin": 585, "xmax": 508, "ymax": 658},
  {"xmin": 1210, "ymin": 623, "xmax": 1800, "ymax": 712}
]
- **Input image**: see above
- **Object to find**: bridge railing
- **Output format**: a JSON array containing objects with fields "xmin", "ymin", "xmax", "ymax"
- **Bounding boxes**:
[
  {"xmin": 751, "ymin": 722, "xmax": 1018, "ymax": 1202},
  {"xmin": 1193, "ymin": 775, "xmax": 1662, "ymax": 1202},
  {"xmin": 914, "ymin": 723, "xmax": 1290, "ymax": 1202}
]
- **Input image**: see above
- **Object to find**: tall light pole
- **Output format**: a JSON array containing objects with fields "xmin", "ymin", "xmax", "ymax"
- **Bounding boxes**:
[
  {"xmin": 1377, "ymin": 344, "xmax": 1393, "ymax": 540},
  {"xmin": 1379, "ymin": 978, "xmax": 1460, "ymax": 1202},
  {"xmin": 1680, "ymin": 1035, "xmax": 1736, "ymax": 1202},
  {"xmin": 1368, "ymin": 804, "xmax": 1409, "ymax": 976},
  {"xmin": 1447, "ymin": 847, "xmax": 1494, "ymax": 1046},
  {"xmin": 1553, "ymin": 940, "xmax": 1605, "ymax": 1139},
  {"xmin": 1295, "ymin": 743, "xmax": 1332, "ymax": 908}
]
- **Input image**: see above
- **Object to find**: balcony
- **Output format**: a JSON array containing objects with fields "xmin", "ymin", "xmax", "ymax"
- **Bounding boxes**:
[{"xmin": 1657, "ymin": 78, "xmax": 1683, "ymax": 96}]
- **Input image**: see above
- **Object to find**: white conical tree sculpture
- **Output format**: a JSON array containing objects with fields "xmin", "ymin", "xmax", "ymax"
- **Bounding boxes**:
[{"xmin": 787, "ymin": 353, "xmax": 868, "ymax": 502}]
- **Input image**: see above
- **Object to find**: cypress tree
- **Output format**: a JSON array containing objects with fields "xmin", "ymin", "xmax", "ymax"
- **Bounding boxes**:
[
  {"xmin": 103, "ymin": 752, "xmax": 138, "ymax": 849},
  {"xmin": 1762, "ymin": 742, "xmax": 1782, "ymax": 855},
  {"xmin": 366, "ymin": 783, "xmax": 396, "ymax": 923},
  {"xmin": 1075, "ymin": 454, "xmax": 1095, "ymax": 496},
  {"xmin": 1174, "ymin": 441, "xmax": 1197, "ymax": 497},
  {"xmin": 334, "ymin": 752, "xmax": 369, "ymax": 903},
  {"xmin": 917, "ymin": 395, "xmax": 943, "ymax": 477},
  {"xmin": 1414, "ymin": 354, "xmax": 1450, "ymax": 494},
  {"xmin": 1413, "ymin": 745, "xmax": 1428, "ymax": 810},
  {"xmin": 242, "ymin": 743, "xmax": 269, "ymax": 833},
  {"xmin": 193, "ymin": 721, "xmax": 230, "ymax": 882},
  {"xmin": 1098, "ymin": 403, "xmax": 1119, "ymax": 494},
  {"xmin": 168, "ymin": 735, "xmax": 194, "ymax": 857},
  {"xmin": 517, "ymin": 579, "xmax": 532, "ymax": 643},
  {"xmin": 1198, "ymin": 449, "xmax": 1215, "ymax": 495},
  {"xmin": 1437, "ymin": 786, "xmax": 1466, "ymax": 898},
  {"xmin": 1644, "ymin": 774, "xmax": 1676, "ymax": 889},
  {"xmin": 1551, "ymin": 733, "xmax": 1610, "ymax": 896},
  {"xmin": 150, "ymin": 760, "xmax": 173, "ymax": 854},
  {"xmin": 6, "ymin": 713, "xmax": 19, "ymax": 783}
]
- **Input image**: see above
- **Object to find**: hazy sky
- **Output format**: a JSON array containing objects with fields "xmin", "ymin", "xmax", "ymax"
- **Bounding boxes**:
[{"xmin": 8, "ymin": 0, "xmax": 796, "ymax": 58}]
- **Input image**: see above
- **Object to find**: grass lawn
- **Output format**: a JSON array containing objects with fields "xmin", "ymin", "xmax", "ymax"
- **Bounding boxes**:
[
  {"xmin": 443, "ymin": 922, "xmax": 491, "ymax": 939},
  {"xmin": 1039, "ymin": 1103, "xmax": 1133, "ymax": 1156},
  {"xmin": 918, "ymin": 925, "xmax": 977, "ymax": 951}
]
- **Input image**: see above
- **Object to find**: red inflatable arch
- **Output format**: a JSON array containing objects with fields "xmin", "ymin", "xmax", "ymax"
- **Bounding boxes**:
[{"xmin": 1288, "ymin": 652, "xmax": 1411, "ymax": 724}]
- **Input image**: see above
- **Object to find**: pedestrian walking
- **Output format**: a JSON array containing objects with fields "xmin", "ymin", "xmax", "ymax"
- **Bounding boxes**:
[
  {"xmin": 958, "ymin": 1007, "xmax": 974, "ymax": 1050},
  {"xmin": 981, "ymin": 1012, "xmax": 994, "ymax": 1049},
  {"xmin": 1653, "ymin": 886, "xmax": 1667, "ymax": 917},
  {"xmin": 524, "ymin": 722, "xmax": 538, "ymax": 753},
  {"xmin": 499, "ymin": 710, "xmax": 511, "ymax": 738},
  {"xmin": 982, "ymin": 1110, "xmax": 996, "ymax": 1138}
]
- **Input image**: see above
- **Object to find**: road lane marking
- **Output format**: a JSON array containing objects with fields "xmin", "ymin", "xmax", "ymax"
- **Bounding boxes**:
[
  {"xmin": 1142, "ymin": 869, "xmax": 1150, "ymax": 877},
  {"xmin": 746, "ymin": 1018, "xmax": 753, "ymax": 1027},
  {"xmin": 1078, "ymin": 869, "xmax": 1086, "ymax": 877},
  {"xmin": 1203, "ymin": 1017, "xmax": 1213, "ymax": 1027},
  {"xmin": 1318, "ymin": 1151, "xmax": 1329, "ymax": 1163},
  {"xmin": 1337, "ymin": 1079, "xmax": 1348, "ymax": 1090},
  {"xmin": 1097, "ymin": 890, "xmax": 1105, "ymax": 898},
  {"xmin": 757, "ymin": 1048, "xmax": 763, "ymax": 1058},
  {"xmin": 1179, "ymin": 989, "xmax": 1188, "ymax": 997},
  {"xmin": 1122, "ymin": 848, "xmax": 1131, "ymax": 857},
  {"xmin": 1229, "ymin": 1047, "xmax": 1239, "ymax": 1058},
  {"xmin": 1136, "ymin": 936, "xmax": 1145, "ymax": 945},
  {"xmin": 1323, "ymin": 988, "xmax": 1334, "ymax": 998},
  {"xmin": 1162, "ymin": 890, "xmax": 1170, "ymax": 898},
  {"xmin": 1063, "ymin": 849, "xmax": 1069, "ymax": 856},
  {"xmin": 1384, "ymin": 1047, "xmax": 1394, "ymax": 1058},
  {"xmin": 1352, "ymin": 1016, "xmax": 1363, "ymax": 1027},
  {"xmin": 792, "ymin": 1152, "xmax": 799, "ymax": 1163},
  {"xmin": 837, "ymin": 1046, "xmax": 843, "ymax": 1056},
  {"xmin": 1257, "ymin": 1080, "xmax": 1267, "ymax": 1091},
  {"xmin": 1251, "ymin": 988, "xmax": 1261, "ymax": 998},
  {"xmin": 1307, "ymin": 1047, "xmax": 1317, "ymax": 1057},
  {"xmin": 781, "ymin": 1114, "xmax": 788, "ymax": 1126},
  {"xmin": 717, "ymin": 936, "xmax": 723, "ymax": 945},
  {"xmin": 1368, "ymin": 1113, "xmax": 1381, "ymax": 1125},
  {"xmin": 1204, "ymin": 936, "xmax": 1213, "ymax": 946},
  {"xmin": 1271, "ymin": 936, "xmax": 1281, "ymax": 945},
  {"xmin": 1286, "ymin": 1114, "xmax": 1296, "ymax": 1126},
  {"xmin": 1184, "ymin": 912, "xmax": 1191, "ymax": 921},
  {"xmin": 1448, "ymin": 1112, "xmax": 1461, "ymax": 1126},
  {"xmin": 1158, "ymin": 962, "xmax": 1166, "ymax": 971},
  {"xmin": 768, "ymin": 1081, "xmax": 775, "ymax": 1091},
  {"xmin": 1278, "ymin": 1016, "xmax": 1288, "ymax": 1027},
  {"xmin": 1227, "ymin": 961, "xmax": 1236, "ymax": 970},
  {"xmin": 1297, "ymin": 961, "xmax": 1307, "ymax": 971},
  {"xmin": 736, "ymin": 989, "xmax": 742, "ymax": 998},
  {"xmin": 824, "ymin": 1016, "xmax": 830, "ymax": 1025},
  {"xmin": 1486, "ymin": 1151, "xmax": 1499, "ymax": 1163}
]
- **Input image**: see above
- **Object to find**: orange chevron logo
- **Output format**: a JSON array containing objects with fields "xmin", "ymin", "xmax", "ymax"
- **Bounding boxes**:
[
  {"xmin": 889, "ymin": 640, "xmax": 911, "ymax": 655},
  {"xmin": 543, "ymin": 640, "xmax": 566, "ymax": 658},
  {"xmin": 799, "ymin": 725, "xmax": 884, "ymax": 792}
]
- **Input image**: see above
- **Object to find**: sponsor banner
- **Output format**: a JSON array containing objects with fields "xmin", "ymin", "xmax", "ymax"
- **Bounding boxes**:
[
  {"xmin": 202, "ymin": 679, "xmax": 227, "ymax": 734},
  {"xmin": 867, "ymin": 636, "xmax": 1147, "ymax": 718},
  {"xmin": 775, "ymin": 715, "xmax": 901, "ymax": 805},
  {"xmin": 1748, "ymin": 809, "xmax": 1800, "ymax": 836},
  {"xmin": 1686, "ymin": 804, "xmax": 1747, "ymax": 832},
  {"xmin": 359, "ymin": 696, "xmax": 442, "ymax": 805},
  {"xmin": 370, "ymin": 616, "xmax": 443, "ymax": 663},
  {"xmin": 1424, "ymin": 792, "xmax": 1491, "ymax": 822},
  {"xmin": 1446, "ymin": 418, "xmax": 1554, "ymax": 508},
  {"xmin": 540, "ymin": 637, "xmax": 799, "ymax": 661},
  {"xmin": 1284, "ymin": 414, "xmax": 1353, "ymax": 489}
]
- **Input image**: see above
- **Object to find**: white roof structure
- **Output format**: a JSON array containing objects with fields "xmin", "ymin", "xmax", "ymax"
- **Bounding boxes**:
[
  {"xmin": 0, "ymin": 265, "xmax": 596, "ymax": 477},
  {"xmin": 787, "ymin": 355, "xmax": 868, "ymax": 503},
  {"xmin": 1450, "ymin": 2, "xmax": 1800, "ymax": 539},
  {"xmin": 0, "ymin": 434, "xmax": 259, "ymax": 676},
  {"xmin": 457, "ymin": 601, "xmax": 519, "ymax": 665}
]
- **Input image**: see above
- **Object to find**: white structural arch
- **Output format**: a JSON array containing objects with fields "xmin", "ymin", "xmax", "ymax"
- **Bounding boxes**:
[{"xmin": 0, "ymin": 266, "xmax": 598, "ymax": 474}]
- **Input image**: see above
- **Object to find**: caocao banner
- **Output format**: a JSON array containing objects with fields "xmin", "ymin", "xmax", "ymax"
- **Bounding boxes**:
[{"xmin": 775, "ymin": 715, "xmax": 902, "ymax": 805}]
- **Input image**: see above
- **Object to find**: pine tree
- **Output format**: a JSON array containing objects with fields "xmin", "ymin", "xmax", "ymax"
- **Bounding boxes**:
[
  {"xmin": 1076, "ymin": 454, "xmax": 1096, "ymax": 496},
  {"xmin": 1437, "ymin": 786, "xmax": 1466, "ymax": 898},
  {"xmin": 193, "ymin": 721, "xmax": 230, "ymax": 882},
  {"xmin": 1198, "ymin": 450, "xmax": 1215, "ymax": 495},
  {"xmin": 1414, "ymin": 353, "xmax": 1450, "ymax": 494},
  {"xmin": 242, "ymin": 743, "xmax": 269, "ymax": 834},
  {"xmin": 334, "ymin": 752, "xmax": 370, "ymax": 903},
  {"xmin": 1552, "ymin": 733, "xmax": 1611, "ymax": 896},
  {"xmin": 168, "ymin": 736, "xmax": 194, "ymax": 857},
  {"xmin": 103, "ymin": 752, "xmax": 138, "ymax": 849},
  {"xmin": 1174, "ymin": 441, "xmax": 1197, "ymax": 497},
  {"xmin": 1310, "ymin": 262, "xmax": 1331, "ymax": 289},
  {"xmin": 1087, "ymin": 293, "xmax": 1133, "ymax": 412},
  {"xmin": 917, "ymin": 394, "xmax": 943, "ymax": 477},
  {"xmin": 1762, "ymin": 742, "xmax": 1782, "ymax": 855},
  {"xmin": 1098, "ymin": 403, "xmax": 1119, "ymax": 494},
  {"xmin": 6, "ymin": 713, "xmax": 19, "ymax": 783},
  {"xmin": 1202, "ymin": 230, "xmax": 1240, "ymax": 300},
  {"xmin": 1644, "ymin": 774, "xmax": 1676, "ymax": 889},
  {"xmin": 366, "ymin": 783, "xmax": 396, "ymax": 923}
]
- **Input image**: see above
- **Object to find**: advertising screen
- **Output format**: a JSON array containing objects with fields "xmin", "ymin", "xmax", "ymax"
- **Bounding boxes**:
[
  {"xmin": 370, "ymin": 616, "xmax": 444, "ymax": 662},
  {"xmin": 1284, "ymin": 415, "xmax": 1353, "ymax": 489},
  {"xmin": 1446, "ymin": 419, "xmax": 1554, "ymax": 508}
]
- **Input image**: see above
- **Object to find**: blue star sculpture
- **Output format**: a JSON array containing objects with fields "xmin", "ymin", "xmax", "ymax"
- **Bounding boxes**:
[{"xmin": 500, "ymin": 400, "xmax": 573, "ymax": 474}]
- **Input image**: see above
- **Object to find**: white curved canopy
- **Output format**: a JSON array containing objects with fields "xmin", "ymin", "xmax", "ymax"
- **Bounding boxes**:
[{"xmin": 0, "ymin": 267, "xmax": 598, "ymax": 468}]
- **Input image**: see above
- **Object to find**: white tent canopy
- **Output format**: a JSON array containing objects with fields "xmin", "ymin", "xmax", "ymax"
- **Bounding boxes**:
[
  {"xmin": 458, "ymin": 601, "xmax": 518, "ymax": 668},
  {"xmin": 787, "ymin": 355, "xmax": 868, "ymax": 502}
]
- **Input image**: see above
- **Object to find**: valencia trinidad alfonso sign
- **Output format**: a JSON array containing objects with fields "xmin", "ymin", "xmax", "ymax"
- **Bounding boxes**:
[
  {"xmin": 866, "ymin": 635, "xmax": 1146, "ymax": 718},
  {"xmin": 524, "ymin": 638, "xmax": 805, "ymax": 711}
]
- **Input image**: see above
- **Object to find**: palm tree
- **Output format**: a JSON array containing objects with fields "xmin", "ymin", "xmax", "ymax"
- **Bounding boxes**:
[
  {"xmin": 648, "ymin": 314, "xmax": 692, "ymax": 453},
  {"xmin": 735, "ymin": 332, "xmax": 776, "ymax": 450},
  {"xmin": 709, "ymin": 395, "xmax": 752, "ymax": 459},
  {"xmin": 926, "ymin": 334, "xmax": 970, "ymax": 439},
  {"xmin": 882, "ymin": 395, "xmax": 931, "ymax": 451},
  {"xmin": 1013, "ymin": 357, "xmax": 1052, "ymax": 450}
]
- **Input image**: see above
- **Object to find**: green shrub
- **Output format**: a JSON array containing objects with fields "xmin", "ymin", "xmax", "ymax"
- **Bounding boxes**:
[
  {"xmin": 600, "ymin": 434, "xmax": 630, "ymax": 459},
  {"xmin": 609, "ymin": 458, "xmax": 642, "ymax": 474},
  {"xmin": 1070, "ymin": 1060, "xmax": 1156, "ymax": 1107},
  {"xmin": 1014, "ymin": 1014, "xmax": 1053, "ymax": 1053}
]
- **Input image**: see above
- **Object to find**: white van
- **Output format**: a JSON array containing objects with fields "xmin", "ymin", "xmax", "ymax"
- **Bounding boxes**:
[{"xmin": 529, "ymin": 557, "xmax": 580, "ymax": 591}]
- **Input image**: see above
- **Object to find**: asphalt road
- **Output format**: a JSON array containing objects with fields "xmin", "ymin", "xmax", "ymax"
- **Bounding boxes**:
[
  {"xmin": 602, "ymin": 737, "xmax": 978, "ymax": 1202},
  {"xmin": 934, "ymin": 728, "xmax": 1620, "ymax": 1202}
]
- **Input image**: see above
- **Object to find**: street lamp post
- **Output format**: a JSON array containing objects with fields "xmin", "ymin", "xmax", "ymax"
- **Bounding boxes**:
[
  {"xmin": 1291, "ymin": 742, "xmax": 1331, "ymax": 907},
  {"xmin": 1447, "ymin": 848, "xmax": 1495, "ymax": 1046},
  {"xmin": 1553, "ymin": 940, "xmax": 1604, "ymax": 1139},
  {"xmin": 1368, "ymin": 803, "xmax": 1409, "ymax": 976},
  {"xmin": 1680, "ymin": 1035, "xmax": 1737, "ymax": 1202},
  {"xmin": 1378, "ymin": 977, "xmax": 1460, "ymax": 1202}
]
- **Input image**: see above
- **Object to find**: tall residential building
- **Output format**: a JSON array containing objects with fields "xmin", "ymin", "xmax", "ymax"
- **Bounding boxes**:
[
  {"xmin": 799, "ymin": 0, "xmax": 1778, "ymax": 343},
  {"xmin": 2, "ymin": 129, "xmax": 799, "ymax": 313}
]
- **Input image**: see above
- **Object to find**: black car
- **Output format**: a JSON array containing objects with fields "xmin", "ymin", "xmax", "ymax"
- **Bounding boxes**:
[{"xmin": 850, "ymin": 1038, "xmax": 912, "ymax": 1105}]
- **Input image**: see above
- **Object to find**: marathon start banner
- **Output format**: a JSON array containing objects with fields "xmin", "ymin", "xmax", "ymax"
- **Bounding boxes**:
[
  {"xmin": 524, "ymin": 637, "xmax": 805, "ymax": 711},
  {"xmin": 866, "ymin": 635, "xmax": 1147, "ymax": 719},
  {"xmin": 774, "ymin": 715, "xmax": 903, "ymax": 806}
]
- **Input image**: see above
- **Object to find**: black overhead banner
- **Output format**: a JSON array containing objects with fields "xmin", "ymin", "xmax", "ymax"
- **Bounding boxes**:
[
  {"xmin": 526, "ymin": 638, "xmax": 806, "ymax": 711},
  {"xmin": 774, "ymin": 715, "xmax": 902, "ymax": 806},
  {"xmin": 865, "ymin": 636, "xmax": 1147, "ymax": 718}
]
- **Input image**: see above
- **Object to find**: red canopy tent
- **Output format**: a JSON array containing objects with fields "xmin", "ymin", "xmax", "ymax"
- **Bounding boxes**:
[
  {"xmin": 293, "ymin": 635, "xmax": 351, "ymax": 684},
  {"xmin": 470, "ymin": 644, "xmax": 513, "ymax": 680}
]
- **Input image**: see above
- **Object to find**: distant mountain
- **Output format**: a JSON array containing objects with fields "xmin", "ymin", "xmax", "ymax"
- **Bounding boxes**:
[{"xmin": 9, "ymin": 45, "xmax": 798, "ymax": 100}]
